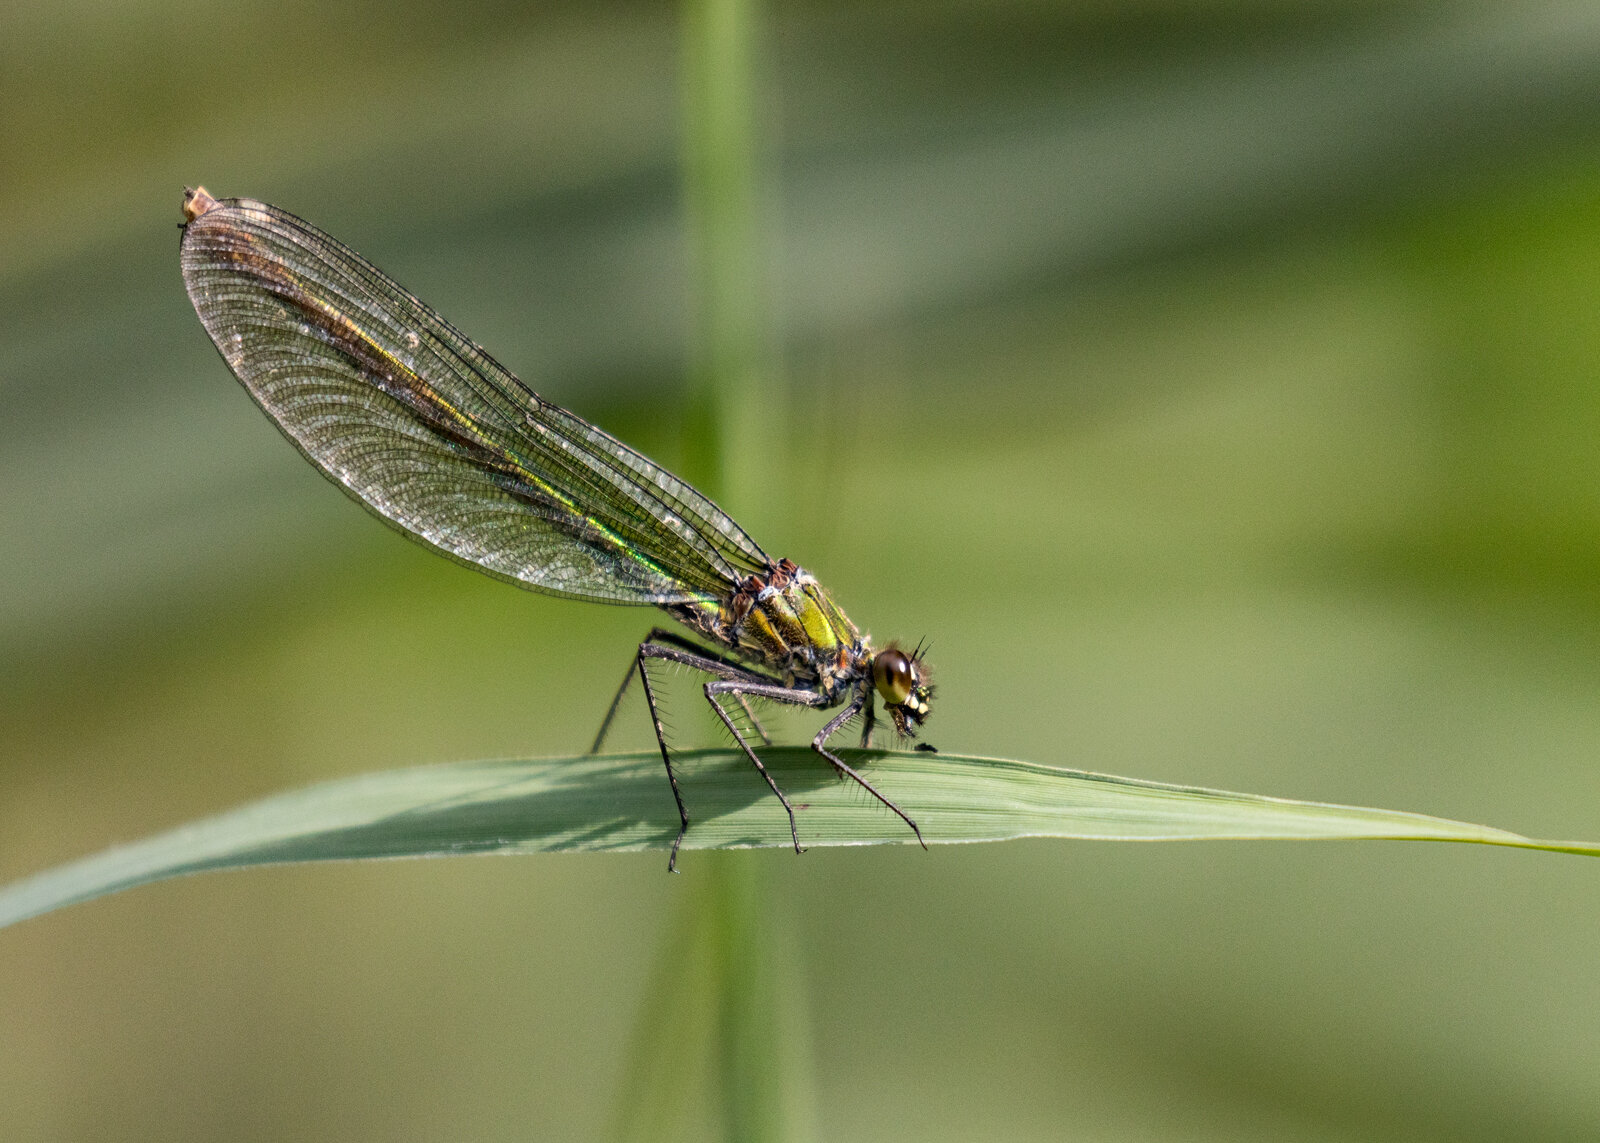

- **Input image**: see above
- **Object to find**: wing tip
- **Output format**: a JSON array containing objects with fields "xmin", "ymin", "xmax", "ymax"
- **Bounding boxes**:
[{"xmin": 182, "ymin": 186, "xmax": 221, "ymax": 223}]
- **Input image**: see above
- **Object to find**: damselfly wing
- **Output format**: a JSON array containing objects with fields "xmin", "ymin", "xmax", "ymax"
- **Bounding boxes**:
[{"xmin": 178, "ymin": 187, "xmax": 933, "ymax": 869}]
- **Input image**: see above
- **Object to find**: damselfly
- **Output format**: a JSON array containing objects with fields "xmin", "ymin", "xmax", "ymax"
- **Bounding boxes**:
[{"xmin": 179, "ymin": 187, "xmax": 933, "ymax": 869}]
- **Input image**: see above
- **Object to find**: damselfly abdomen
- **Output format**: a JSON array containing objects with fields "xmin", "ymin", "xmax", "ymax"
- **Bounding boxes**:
[{"xmin": 179, "ymin": 187, "xmax": 933, "ymax": 869}]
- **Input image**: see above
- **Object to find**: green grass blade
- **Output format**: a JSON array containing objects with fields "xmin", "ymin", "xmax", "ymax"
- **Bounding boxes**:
[{"xmin": 2, "ymin": 748, "xmax": 1596, "ymax": 930}]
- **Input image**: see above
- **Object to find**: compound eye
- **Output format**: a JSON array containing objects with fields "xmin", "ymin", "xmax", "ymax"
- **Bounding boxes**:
[{"xmin": 872, "ymin": 649, "xmax": 914, "ymax": 705}]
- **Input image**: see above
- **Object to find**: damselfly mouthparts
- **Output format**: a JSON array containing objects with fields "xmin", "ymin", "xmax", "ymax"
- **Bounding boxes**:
[{"xmin": 179, "ymin": 187, "xmax": 933, "ymax": 869}]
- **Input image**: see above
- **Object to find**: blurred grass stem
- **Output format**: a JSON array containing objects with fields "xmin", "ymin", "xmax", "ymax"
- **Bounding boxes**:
[
  {"xmin": 618, "ymin": 1, "xmax": 805, "ymax": 1140},
  {"xmin": 679, "ymin": 0, "xmax": 773, "ymax": 504}
]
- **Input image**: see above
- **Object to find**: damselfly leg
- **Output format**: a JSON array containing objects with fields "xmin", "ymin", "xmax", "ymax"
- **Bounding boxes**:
[
  {"xmin": 592, "ymin": 634, "xmax": 924, "ymax": 871},
  {"xmin": 590, "ymin": 628, "xmax": 770, "ymax": 755},
  {"xmin": 703, "ymin": 676, "xmax": 925, "ymax": 850},
  {"xmin": 626, "ymin": 639, "xmax": 796, "ymax": 871}
]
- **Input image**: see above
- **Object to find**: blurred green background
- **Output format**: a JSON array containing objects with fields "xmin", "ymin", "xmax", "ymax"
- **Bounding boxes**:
[{"xmin": 7, "ymin": 0, "xmax": 1600, "ymax": 1138}]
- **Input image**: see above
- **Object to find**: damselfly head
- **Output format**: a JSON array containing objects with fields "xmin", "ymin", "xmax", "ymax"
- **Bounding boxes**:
[{"xmin": 871, "ymin": 643, "xmax": 934, "ymax": 737}]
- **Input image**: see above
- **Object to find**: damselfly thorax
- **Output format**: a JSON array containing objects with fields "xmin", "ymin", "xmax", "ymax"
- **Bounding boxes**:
[
  {"xmin": 668, "ymin": 559, "xmax": 861, "ymax": 693},
  {"xmin": 180, "ymin": 186, "xmax": 935, "ymax": 870}
]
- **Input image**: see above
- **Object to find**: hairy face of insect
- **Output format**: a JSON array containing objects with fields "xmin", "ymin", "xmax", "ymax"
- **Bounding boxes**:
[{"xmin": 872, "ymin": 646, "xmax": 934, "ymax": 736}]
